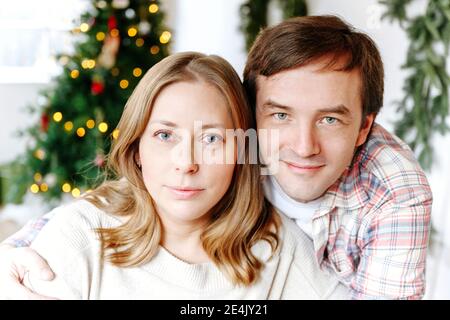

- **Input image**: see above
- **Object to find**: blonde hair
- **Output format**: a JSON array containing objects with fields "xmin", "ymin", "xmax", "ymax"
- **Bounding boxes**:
[{"xmin": 84, "ymin": 52, "xmax": 280, "ymax": 286}]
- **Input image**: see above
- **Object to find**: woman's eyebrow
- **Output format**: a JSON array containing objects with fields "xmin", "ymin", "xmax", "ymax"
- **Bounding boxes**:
[
  {"xmin": 148, "ymin": 120, "xmax": 226, "ymax": 129},
  {"xmin": 148, "ymin": 120, "xmax": 178, "ymax": 127},
  {"xmin": 201, "ymin": 123, "xmax": 226, "ymax": 130}
]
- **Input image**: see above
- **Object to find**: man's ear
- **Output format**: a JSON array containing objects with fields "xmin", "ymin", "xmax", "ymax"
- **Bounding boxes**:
[{"xmin": 355, "ymin": 113, "xmax": 375, "ymax": 147}]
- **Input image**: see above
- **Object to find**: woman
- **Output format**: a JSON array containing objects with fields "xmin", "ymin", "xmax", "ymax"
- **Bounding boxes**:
[{"xmin": 23, "ymin": 52, "xmax": 348, "ymax": 299}]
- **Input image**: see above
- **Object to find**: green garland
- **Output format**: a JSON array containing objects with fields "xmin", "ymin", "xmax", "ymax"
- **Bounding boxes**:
[
  {"xmin": 379, "ymin": 0, "xmax": 450, "ymax": 170},
  {"xmin": 240, "ymin": 0, "xmax": 308, "ymax": 51}
]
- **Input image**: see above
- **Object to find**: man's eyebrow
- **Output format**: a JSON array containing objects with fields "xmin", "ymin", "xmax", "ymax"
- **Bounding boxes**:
[
  {"xmin": 261, "ymin": 100, "xmax": 352, "ymax": 117},
  {"xmin": 261, "ymin": 100, "xmax": 295, "ymax": 112},
  {"xmin": 317, "ymin": 104, "xmax": 352, "ymax": 117}
]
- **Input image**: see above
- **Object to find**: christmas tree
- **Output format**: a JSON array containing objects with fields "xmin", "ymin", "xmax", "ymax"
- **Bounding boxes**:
[{"xmin": 6, "ymin": 0, "xmax": 170, "ymax": 203}]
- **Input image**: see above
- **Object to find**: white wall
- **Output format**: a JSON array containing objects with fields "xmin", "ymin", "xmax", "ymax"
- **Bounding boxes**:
[
  {"xmin": 0, "ymin": 84, "xmax": 42, "ymax": 164},
  {"xmin": 170, "ymin": 0, "xmax": 247, "ymax": 76}
]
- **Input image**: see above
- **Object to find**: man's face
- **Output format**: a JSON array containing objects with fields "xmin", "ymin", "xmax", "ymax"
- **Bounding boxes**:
[{"xmin": 256, "ymin": 59, "xmax": 374, "ymax": 203}]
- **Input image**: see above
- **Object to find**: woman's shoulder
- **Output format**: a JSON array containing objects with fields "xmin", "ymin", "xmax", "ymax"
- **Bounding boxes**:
[
  {"xmin": 276, "ymin": 213, "xmax": 350, "ymax": 299},
  {"xmin": 277, "ymin": 213, "xmax": 315, "ymax": 257},
  {"xmin": 48, "ymin": 199, "xmax": 123, "ymax": 228},
  {"xmin": 33, "ymin": 199, "xmax": 122, "ymax": 251}
]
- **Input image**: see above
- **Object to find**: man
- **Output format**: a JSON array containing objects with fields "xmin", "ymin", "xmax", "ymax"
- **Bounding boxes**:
[{"xmin": 0, "ymin": 15, "xmax": 432, "ymax": 299}]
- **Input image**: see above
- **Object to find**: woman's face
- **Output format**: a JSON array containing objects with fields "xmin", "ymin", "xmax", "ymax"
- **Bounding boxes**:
[{"xmin": 138, "ymin": 81, "xmax": 236, "ymax": 226}]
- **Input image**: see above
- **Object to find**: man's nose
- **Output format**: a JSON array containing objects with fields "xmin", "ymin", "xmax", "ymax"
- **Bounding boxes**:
[{"xmin": 292, "ymin": 125, "xmax": 320, "ymax": 158}]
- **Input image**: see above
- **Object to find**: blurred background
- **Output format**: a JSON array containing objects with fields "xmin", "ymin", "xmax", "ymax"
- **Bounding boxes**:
[{"xmin": 0, "ymin": 0, "xmax": 449, "ymax": 299}]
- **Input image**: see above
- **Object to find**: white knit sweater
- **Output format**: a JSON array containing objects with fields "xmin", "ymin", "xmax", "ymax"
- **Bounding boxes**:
[{"xmin": 25, "ymin": 200, "xmax": 349, "ymax": 299}]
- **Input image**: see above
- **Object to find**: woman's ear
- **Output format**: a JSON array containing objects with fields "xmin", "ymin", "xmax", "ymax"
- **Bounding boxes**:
[
  {"xmin": 355, "ymin": 113, "xmax": 375, "ymax": 147},
  {"xmin": 135, "ymin": 152, "xmax": 142, "ymax": 168}
]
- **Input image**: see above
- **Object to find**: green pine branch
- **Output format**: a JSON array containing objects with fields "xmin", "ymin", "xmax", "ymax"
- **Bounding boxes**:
[
  {"xmin": 240, "ymin": 0, "xmax": 308, "ymax": 51},
  {"xmin": 380, "ymin": 0, "xmax": 450, "ymax": 170}
]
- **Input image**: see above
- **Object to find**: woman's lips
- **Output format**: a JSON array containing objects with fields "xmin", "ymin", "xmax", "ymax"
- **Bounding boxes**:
[{"xmin": 165, "ymin": 186, "xmax": 205, "ymax": 200}]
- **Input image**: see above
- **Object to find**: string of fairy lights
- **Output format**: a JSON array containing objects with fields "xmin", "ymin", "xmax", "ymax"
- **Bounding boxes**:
[{"xmin": 29, "ymin": 1, "xmax": 171, "ymax": 198}]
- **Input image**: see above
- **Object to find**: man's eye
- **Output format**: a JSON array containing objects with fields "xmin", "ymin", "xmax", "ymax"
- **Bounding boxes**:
[
  {"xmin": 273, "ymin": 113, "xmax": 288, "ymax": 121},
  {"xmin": 322, "ymin": 117, "xmax": 338, "ymax": 125},
  {"xmin": 203, "ymin": 134, "xmax": 223, "ymax": 144}
]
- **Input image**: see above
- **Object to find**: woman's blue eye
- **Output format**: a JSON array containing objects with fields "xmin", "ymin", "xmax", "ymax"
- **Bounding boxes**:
[
  {"xmin": 204, "ymin": 134, "xmax": 222, "ymax": 144},
  {"xmin": 157, "ymin": 132, "xmax": 171, "ymax": 141},
  {"xmin": 274, "ymin": 113, "xmax": 288, "ymax": 120}
]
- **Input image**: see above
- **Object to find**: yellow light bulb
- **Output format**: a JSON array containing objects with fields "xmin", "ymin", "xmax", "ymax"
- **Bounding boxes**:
[
  {"xmin": 159, "ymin": 31, "xmax": 171, "ymax": 44},
  {"xmin": 128, "ymin": 27, "xmax": 138, "ymax": 37},
  {"xmin": 88, "ymin": 59, "xmax": 96, "ymax": 69},
  {"xmin": 149, "ymin": 4, "xmax": 159, "ymax": 13},
  {"xmin": 70, "ymin": 69, "xmax": 79, "ymax": 79},
  {"xmin": 86, "ymin": 119, "xmax": 95, "ymax": 129},
  {"xmin": 133, "ymin": 68, "xmax": 142, "ymax": 77},
  {"xmin": 150, "ymin": 45, "xmax": 160, "ymax": 55},
  {"xmin": 34, "ymin": 149, "xmax": 45, "ymax": 160},
  {"xmin": 119, "ymin": 79, "xmax": 129, "ymax": 89},
  {"xmin": 64, "ymin": 121, "xmax": 74, "ymax": 131},
  {"xmin": 30, "ymin": 184, "xmax": 40, "ymax": 194},
  {"xmin": 40, "ymin": 183, "xmax": 49, "ymax": 192},
  {"xmin": 76, "ymin": 127, "xmax": 86, "ymax": 137},
  {"xmin": 98, "ymin": 122, "xmax": 108, "ymax": 133},
  {"xmin": 135, "ymin": 38, "xmax": 144, "ymax": 47},
  {"xmin": 34, "ymin": 172, "xmax": 42, "ymax": 182},
  {"xmin": 112, "ymin": 129, "xmax": 120, "ymax": 140},
  {"xmin": 80, "ymin": 23, "xmax": 89, "ymax": 32},
  {"xmin": 62, "ymin": 183, "xmax": 71, "ymax": 193},
  {"xmin": 96, "ymin": 32, "xmax": 106, "ymax": 41},
  {"xmin": 53, "ymin": 112, "xmax": 63, "ymax": 122},
  {"xmin": 110, "ymin": 28, "xmax": 119, "ymax": 37},
  {"xmin": 72, "ymin": 188, "xmax": 81, "ymax": 197}
]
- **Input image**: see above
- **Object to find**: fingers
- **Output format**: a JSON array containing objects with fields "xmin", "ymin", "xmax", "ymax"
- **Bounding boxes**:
[
  {"xmin": 12, "ymin": 247, "xmax": 55, "ymax": 280},
  {"xmin": 0, "ymin": 246, "xmax": 58, "ymax": 300},
  {"xmin": 7, "ymin": 280, "xmax": 59, "ymax": 300}
]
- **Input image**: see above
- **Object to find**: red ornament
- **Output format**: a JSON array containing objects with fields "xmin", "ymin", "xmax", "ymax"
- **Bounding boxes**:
[
  {"xmin": 108, "ymin": 16, "xmax": 117, "ymax": 31},
  {"xmin": 91, "ymin": 81, "xmax": 105, "ymax": 95},
  {"xmin": 41, "ymin": 113, "xmax": 49, "ymax": 132},
  {"xmin": 95, "ymin": 154, "xmax": 105, "ymax": 167}
]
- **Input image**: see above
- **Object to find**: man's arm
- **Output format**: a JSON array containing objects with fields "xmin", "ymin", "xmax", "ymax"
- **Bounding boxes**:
[
  {"xmin": 0, "ymin": 212, "xmax": 56, "ymax": 299},
  {"xmin": 2, "ymin": 212, "xmax": 53, "ymax": 247},
  {"xmin": 351, "ymin": 194, "xmax": 432, "ymax": 299}
]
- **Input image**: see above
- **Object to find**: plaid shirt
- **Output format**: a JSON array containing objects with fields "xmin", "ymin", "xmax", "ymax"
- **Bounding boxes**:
[
  {"xmin": 3, "ymin": 213, "xmax": 53, "ymax": 248},
  {"xmin": 310, "ymin": 123, "xmax": 432, "ymax": 299},
  {"xmin": 3, "ymin": 123, "xmax": 432, "ymax": 299}
]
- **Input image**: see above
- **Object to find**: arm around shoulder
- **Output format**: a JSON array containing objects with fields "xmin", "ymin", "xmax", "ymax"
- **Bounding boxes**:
[
  {"xmin": 23, "ymin": 201, "xmax": 103, "ymax": 299},
  {"xmin": 353, "ymin": 192, "xmax": 432, "ymax": 299}
]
